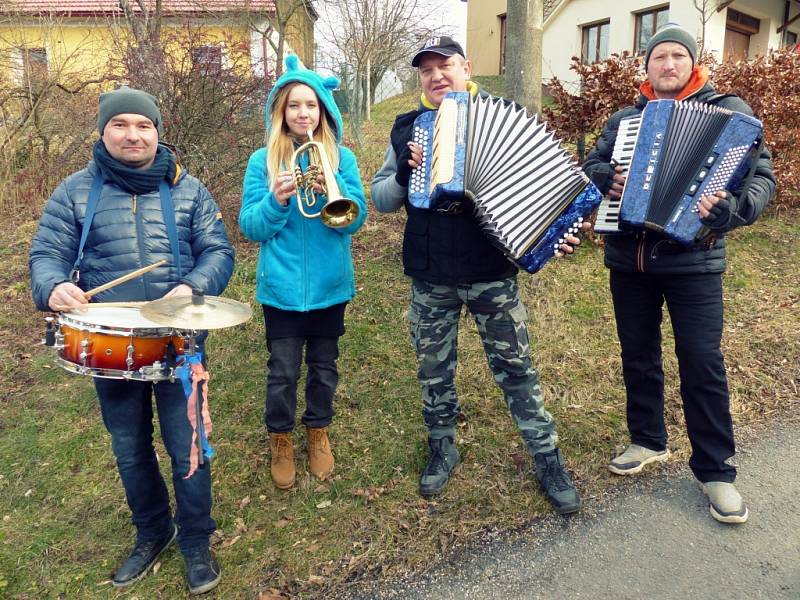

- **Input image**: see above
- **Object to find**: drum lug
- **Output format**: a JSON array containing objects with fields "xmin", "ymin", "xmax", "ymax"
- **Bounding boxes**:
[
  {"xmin": 125, "ymin": 344, "xmax": 135, "ymax": 369},
  {"xmin": 42, "ymin": 317, "xmax": 56, "ymax": 346},
  {"xmin": 79, "ymin": 339, "xmax": 92, "ymax": 366}
]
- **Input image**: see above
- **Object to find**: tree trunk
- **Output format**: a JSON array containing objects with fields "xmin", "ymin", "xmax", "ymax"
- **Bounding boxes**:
[{"xmin": 505, "ymin": 0, "xmax": 543, "ymax": 114}]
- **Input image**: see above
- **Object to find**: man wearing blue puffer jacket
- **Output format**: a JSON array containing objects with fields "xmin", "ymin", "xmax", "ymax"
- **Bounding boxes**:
[{"xmin": 29, "ymin": 87, "xmax": 234, "ymax": 594}]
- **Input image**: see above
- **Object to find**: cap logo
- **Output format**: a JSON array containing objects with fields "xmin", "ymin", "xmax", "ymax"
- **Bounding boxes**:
[{"xmin": 423, "ymin": 37, "xmax": 441, "ymax": 49}]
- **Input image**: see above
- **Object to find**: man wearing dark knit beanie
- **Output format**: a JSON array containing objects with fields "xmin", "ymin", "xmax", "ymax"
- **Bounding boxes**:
[
  {"xmin": 583, "ymin": 23, "xmax": 776, "ymax": 525},
  {"xmin": 29, "ymin": 85, "xmax": 234, "ymax": 593}
]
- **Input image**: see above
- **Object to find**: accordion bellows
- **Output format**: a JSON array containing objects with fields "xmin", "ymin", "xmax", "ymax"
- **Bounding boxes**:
[
  {"xmin": 408, "ymin": 92, "xmax": 603, "ymax": 274},
  {"xmin": 594, "ymin": 99, "xmax": 763, "ymax": 245}
]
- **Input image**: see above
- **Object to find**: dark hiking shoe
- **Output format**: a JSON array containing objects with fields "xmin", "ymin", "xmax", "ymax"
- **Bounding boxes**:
[
  {"xmin": 419, "ymin": 436, "xmax": 460, "ymax": 497},
  {"xmin": 534, "ymin": 448, "xmax": 582, "ymax": 515},
  {"xmin": 184, "ymin": 547, "xmax": 221, "ymax": 594},
  {"xmin": 112, "ymin": 523, "xmax": 177, "ymax": 587}
]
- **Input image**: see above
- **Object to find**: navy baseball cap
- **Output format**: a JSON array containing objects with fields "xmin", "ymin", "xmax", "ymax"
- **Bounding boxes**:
[{"xmin": 411, "ymin": 36, "xmax": 466, "ymax": 67}]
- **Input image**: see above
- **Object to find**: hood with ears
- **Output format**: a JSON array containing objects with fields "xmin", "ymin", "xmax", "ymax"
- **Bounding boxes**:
[{"xmin": 265, "ymin": 54, "xmax": 343, "ymax": 142}]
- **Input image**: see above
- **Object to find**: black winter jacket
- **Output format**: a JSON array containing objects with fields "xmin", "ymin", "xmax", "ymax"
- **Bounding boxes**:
[{"xmin": 582, "ymin": 83, "xmax": 776, "ymax": 274}]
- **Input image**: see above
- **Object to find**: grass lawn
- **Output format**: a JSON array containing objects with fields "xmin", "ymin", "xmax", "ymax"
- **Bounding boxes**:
[{"xmin": 1, "ymin": 80, "xmax": 798, "ymax": 599}]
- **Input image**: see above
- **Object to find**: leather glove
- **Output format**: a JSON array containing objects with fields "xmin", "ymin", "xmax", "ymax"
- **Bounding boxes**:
[
  {"xmin": 395, "ymin": 143, "xmax": 413, "ymax": 187},
  {"xmin": 700, "ymin": 195, "xmax": 736, "ymax": 231}
]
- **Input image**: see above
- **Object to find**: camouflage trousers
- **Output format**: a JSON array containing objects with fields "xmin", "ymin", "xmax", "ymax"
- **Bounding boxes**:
[{"xmin": 407, "ymin": 277, "xmax": 558, "ymax": 455}]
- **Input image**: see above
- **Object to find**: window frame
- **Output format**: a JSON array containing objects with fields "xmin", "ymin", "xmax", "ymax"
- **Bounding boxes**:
[
  {"xmin": 633, "ymin": 5, "xmax": 670, "ymax": 56},
  {"xmin": 190, "ymin": 43, "xmax": 224, "ymax": 74},
  {"xmin": 581, "ymin": 19, "xmax": 610, "ymax": 65}
]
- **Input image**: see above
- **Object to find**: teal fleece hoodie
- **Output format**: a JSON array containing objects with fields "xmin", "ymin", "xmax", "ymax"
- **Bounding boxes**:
[{"xmin": 238, "ymin": 55, "xmax": 367, "ymax": 311}]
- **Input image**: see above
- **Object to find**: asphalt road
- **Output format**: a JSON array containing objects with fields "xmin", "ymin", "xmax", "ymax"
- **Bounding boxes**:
[{"xmin": 348, "ymin": 420, "xmax": 800, "ymax": 600}]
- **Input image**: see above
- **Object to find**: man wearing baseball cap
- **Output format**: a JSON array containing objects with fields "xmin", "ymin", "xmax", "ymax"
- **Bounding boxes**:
[
  {"xmin": 583, "ymin": 23, "xmax": 775, "ymax": 523},
  {"xmin": 370, "ymin": 38, "xmax": 584, "ymax": 515},
  {"xmin": 30, "ymin": 86, "xmax": 234, "ymax": 592}
]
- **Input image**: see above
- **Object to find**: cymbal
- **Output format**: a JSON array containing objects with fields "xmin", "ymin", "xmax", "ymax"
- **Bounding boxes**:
[{"xmin": 141, "ymin": 294, "xmax": 253, "ymax": 329}]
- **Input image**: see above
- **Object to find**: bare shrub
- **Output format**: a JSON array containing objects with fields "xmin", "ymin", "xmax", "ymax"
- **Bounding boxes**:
[{"xmin": 544, "ymin": 49, "xmax": 800, "ymax": 206}]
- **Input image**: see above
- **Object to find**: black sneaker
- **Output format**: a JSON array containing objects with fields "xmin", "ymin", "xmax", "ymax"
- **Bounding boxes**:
[
  {"xmin": 533, "ymin": 448, "xmax": 582, "ymax": 515},
  {"xmin": 184, "ymin": 547, "xmax": 221, "ymax": 595},
  {"xmin": 419, "ymin": 436, "xmax": 460, "ymax": 497},
  {"xmin": 112, "ymin": 523, "xmax": 177, "ymax": 587}
]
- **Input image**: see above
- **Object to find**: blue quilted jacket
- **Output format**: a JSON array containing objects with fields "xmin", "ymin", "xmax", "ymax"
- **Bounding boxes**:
[{"xmin": 29, "ymin": 160, "xmax": 235, "ymax": 311}]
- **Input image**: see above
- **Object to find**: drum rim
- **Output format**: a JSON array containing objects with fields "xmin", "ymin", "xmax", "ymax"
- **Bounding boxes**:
[{"xmin": 54, "ymin": 356, "xmax": 174, "ymax": 381}]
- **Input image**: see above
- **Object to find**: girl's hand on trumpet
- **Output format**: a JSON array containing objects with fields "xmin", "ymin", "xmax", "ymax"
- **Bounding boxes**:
[
  {"xmin": 311, "ymin": 171, "xmax": 327, "ymax": 196},
  {"xmin": 272, "ymin": 170, "xmax": 296, "ymax": 206}
]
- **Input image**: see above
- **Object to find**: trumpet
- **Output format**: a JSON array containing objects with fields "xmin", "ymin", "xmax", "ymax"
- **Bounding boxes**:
[{"xmin": 291, "ymin": 130, "xmax": 360, "ymax": 229}]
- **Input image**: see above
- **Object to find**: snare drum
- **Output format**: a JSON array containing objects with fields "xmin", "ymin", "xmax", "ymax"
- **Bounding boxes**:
[{"xmin": 54, "ymin": 306, "xmax": 187, "ymax": 381}]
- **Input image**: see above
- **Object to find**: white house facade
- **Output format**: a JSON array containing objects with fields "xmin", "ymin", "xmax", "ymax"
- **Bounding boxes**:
[{"xmin": 467, "ymin": 0, "xmax": 800, "ymax": 86}]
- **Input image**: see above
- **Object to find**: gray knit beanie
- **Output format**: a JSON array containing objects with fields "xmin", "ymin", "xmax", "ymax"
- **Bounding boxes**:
[
  {"xmin": 645, "ymin": 23, "xmax": 698, "ymax": 68},
  {"xmin": 98, "ymin": 86, "xmax": 163, "ymax": 135}
]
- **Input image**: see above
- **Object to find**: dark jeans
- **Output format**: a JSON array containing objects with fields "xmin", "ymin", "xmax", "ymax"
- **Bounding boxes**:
[
  {"xmin": 95, "ymin": 378, "xmax": 216, "ymax": 554},
  {"xmin": 610, "ymin": 270, "xmax": 736, "ymax": 483},
  {"xmin": 265, "ymin": 336, "xmax": 339, "ymax": 433}
]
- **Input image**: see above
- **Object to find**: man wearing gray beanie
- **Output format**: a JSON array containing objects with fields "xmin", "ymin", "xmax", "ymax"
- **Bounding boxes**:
[
  {"xmin": 29, "ymin": 86, "xmax": 234, "ymax": 593},
  {"xmin": 583, "ymin": 23, "xmax": 776, "ymax": 524}
]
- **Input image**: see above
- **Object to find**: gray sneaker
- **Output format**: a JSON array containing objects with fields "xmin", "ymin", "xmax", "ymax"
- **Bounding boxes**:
[
  {"xmin": 701, "ymin": 481, "xmax": 749, "ymax": 524},
  {"xmin": 608, "ymin": 444, "xmax": 670, "ymax": 475}
]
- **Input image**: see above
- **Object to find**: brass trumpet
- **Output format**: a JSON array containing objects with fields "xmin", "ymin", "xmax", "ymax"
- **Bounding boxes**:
[{"xmin": 291, "ymin": 130, "xmax": 360, "ymax": 228}]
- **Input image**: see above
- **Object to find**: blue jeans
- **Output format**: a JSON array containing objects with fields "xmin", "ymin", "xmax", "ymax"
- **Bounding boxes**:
[
  {"xmin": 95, "ymin": 378, "xmax": 216, "ymax": 554},
  {"xmin": 265, "ymin": 336, "xmax": 339, "ymax": 433}
]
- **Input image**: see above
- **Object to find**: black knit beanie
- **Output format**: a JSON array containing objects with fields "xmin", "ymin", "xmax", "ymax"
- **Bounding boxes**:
[
  {"xmin": 97, "ymin": 86, "xmax": 163, "ymax": 135},
  {"xmin": 645, "ymin": 23, "xmax": 698, "ymax": 68}
]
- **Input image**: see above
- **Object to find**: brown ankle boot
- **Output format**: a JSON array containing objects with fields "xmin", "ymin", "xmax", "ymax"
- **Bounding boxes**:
[
  {"xmin": 307, "ymin": 427, "xmax": 334, "ymax": 480},
  {"xmin": 269, "ymin": 432, "xmax": 295, "ymax": 489}
]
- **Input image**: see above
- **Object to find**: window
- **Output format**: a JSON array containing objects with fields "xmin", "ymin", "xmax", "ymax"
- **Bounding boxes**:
[
  {"xmin": 634, "ymin": 6, "xmax": 669, "ymax": 55},
  {"xmin": 16, "ymin": 47, "xmax": 48, "ymax": 88},
  {"xmin": 191, "ymin": 44, "xmax": 223, "ymax": 74},
  {"xmin": 726, "ymin": 8, "xmax": 760, "ymax": 35},
  {"xmin": 785, "ymin": 30, "xmax": 798, "ymax": 47},
  {"xmin": 582, "ymin": 21, "xmax": 610, "ymax": 64},
  {"xmin": 499, "ymin": 14, "xmax": 507, "ymax": 74}
]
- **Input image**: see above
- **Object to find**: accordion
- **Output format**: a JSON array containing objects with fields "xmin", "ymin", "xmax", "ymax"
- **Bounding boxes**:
[
  {"xmin": 594, "ymin": 99, "xmax": 763, "ymax": 245},
  {"xmin": 408, "ymin": 91, "xmax": 603, "ymax": 274}
]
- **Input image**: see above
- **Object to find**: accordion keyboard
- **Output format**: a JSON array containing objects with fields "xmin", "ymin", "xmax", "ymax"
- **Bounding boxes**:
[{"xmin": 594, "ymin": 116, "xmax": 641, "ymax": 234}]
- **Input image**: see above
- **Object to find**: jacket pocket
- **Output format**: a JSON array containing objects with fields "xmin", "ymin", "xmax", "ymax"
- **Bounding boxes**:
[{"xmin": 403, "ymin": 215, "xmax": 429, "ymax": 271}]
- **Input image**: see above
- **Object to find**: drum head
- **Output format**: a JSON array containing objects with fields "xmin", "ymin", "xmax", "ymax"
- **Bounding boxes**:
[{"xmin": 60, "ymin": 306, "xmax": 176, "ymax": 333}]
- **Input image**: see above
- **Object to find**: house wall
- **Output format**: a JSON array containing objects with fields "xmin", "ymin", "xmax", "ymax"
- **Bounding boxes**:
[
  {"xmin": 0, "ymin": 9, "xmax": 314, "ymax": 85},
  {"xmin": 468, "ymin": 0, "xmax": 800, "ymax": 85},
  {"xmin": 466, "ymin": 0, "xmax": 506, "ymax": 76}
]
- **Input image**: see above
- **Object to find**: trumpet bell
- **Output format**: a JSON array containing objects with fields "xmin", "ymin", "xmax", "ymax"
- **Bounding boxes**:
[{"xmin": 321, "ymin": 197, "xmax": 360, "ymax": 228}]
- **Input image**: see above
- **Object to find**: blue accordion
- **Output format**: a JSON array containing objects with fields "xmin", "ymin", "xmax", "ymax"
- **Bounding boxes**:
[
  {"xmin": 594, "ymin": 99, "xmax": 763, "ymax": 245},
  {"xmin": 407, "ymin": 91, "xmax": 603, "ymax": 274}
]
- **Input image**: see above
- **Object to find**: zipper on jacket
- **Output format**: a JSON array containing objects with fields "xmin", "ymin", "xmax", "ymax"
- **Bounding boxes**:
[
  {"xmin": 636, "ymin": 230, "xmax": 646, "ymax": 272},
  {"xmin": 132, "ymin": 194, "xmax": 137, "ymax": 214}
]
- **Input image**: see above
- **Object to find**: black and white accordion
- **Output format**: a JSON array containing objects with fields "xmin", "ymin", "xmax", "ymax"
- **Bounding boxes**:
[
  {"xmin": 408, "ymin": 91, "xmax": 603, "ymax": 274},
  {"xmin": 594, "ymin": 99, "xmax": 763, "ymax": 245}
]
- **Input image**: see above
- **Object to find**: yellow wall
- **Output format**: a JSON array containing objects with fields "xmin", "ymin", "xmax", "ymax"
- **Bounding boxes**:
[
  {"xmin": 0, "ymin": 12, "xmax": 310, "ymax": 85},
  {"xmin": 466, "ymin": 0, "xmax": 507, "ymax": 76}
]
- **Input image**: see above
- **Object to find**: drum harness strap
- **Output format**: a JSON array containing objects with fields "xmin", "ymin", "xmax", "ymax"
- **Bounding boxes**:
[{"xmin": 71, "ymin": 173, "xmax": 182, "ymax": 284}]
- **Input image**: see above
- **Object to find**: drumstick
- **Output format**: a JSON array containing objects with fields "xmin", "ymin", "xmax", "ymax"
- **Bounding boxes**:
[{"xmin": 83, "ymin": 259, "xmax": 168, "ymax": 299}]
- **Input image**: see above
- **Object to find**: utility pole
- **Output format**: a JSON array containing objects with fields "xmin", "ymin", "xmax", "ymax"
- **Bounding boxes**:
[{"xmin": 505, "ymin": 0, "xmax": 543, "ymax": 114}]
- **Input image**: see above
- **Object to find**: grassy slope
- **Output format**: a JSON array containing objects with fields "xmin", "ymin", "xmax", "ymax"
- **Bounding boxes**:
[{"xmin": 1, "ymin": 79, "xmax": 799, "ymax": 598}]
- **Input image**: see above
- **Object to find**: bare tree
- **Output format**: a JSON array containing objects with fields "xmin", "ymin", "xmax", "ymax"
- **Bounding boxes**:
[
  {"xmin": 693, "ymin": 0, "xmax": 720, "ymax": 55},
  {"xmin": 117, "ymin": 0, "xmax": 169, "ymax": 97},
  {"xmin": 246, "ymin": 0, "xmax": 317, "ymax": 78},
  {"xmin": 318, "ymin": 0, "xmax": 443, "ymax": 143},
  {"xmin": 505, "ymin": 0, "xmax": 543, "ymax": 114}
]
